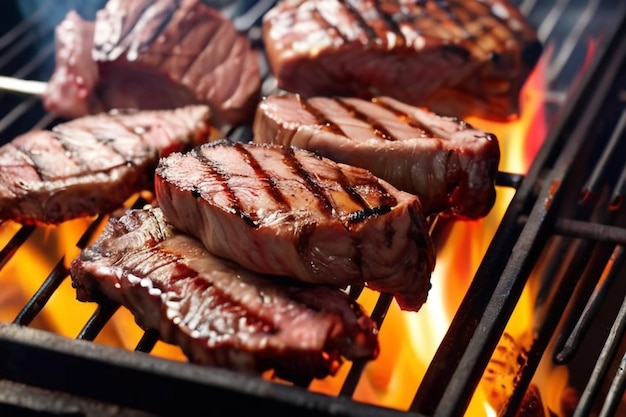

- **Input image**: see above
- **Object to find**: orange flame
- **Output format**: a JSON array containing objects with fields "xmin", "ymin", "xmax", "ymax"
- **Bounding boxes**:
[
  {"xmin": 311, "ymin": 51, "xmax": 558, "ymax": 415},
  {"xmin": 0, "ymin": 48, "xmax": 573, "ymax": 416}
]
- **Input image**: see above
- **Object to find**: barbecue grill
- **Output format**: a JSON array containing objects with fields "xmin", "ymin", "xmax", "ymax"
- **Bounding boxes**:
[{"xmin": 1, "ymin": 0, "xmax": 626, "ymax": 416}]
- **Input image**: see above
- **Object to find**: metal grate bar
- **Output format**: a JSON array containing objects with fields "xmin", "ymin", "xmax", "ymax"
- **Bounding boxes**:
[
  {"xmin": 575, "ymin": 277, "xmax": 626, "ymax": 417},
  {"xmin": 580, "ymin": 108, "xmax": 626, "ymax": 202},
  {"xmin": 0, "ymin": 2, "xmax": 52, "ymax": 51},
  {"xmin": 340, "ymin": 292, "xmax": 393, "ymax": 397},
  {"xmin": 77, "ymin": 301, "xmax": 120, "ymax": 341},
  {"xmin": 411, "ymin": 8, "xmax": 626, "ymax": 415},
  {"xmin": 135, "ymin": 329, "xmax": 160, "ymax": 353},
  {"xmin": 0, "ymin": 225, "xmax": 34, "ymax": 270},
  {"xmin": 554, "ymin": 245, "xmax": 625, "ymax": 363},
  {"xmin": 600, "ymin": 348, "xmax": 626, "ymax": 417},
  {"xmin": 0, "ymin": 96, "xmax": 40, "ymax": 134},
  {"xmin": 552, "ymin": 218, "xmax": 626, "ymax": 244},
  {"xmin": 12, "ymin": 258, "xmax": 68, "ymax": 326},
  {"xmin": 496, "ymin": 172, "xmax": 525, "ymax": 189},
  {"xmin": 545, "ymin": 0, "xmax": 601, "ymax": 83}
]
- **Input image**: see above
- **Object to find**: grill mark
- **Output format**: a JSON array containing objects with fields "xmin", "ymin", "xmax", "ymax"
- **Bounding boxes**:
[
  {"xmin": 346, "ymin": 205, "xmax": 392, "ymax": 224},
  {"xmin": 371, "ymin": 98, "xmax": 436, "ymax": 138},
  {"xmin": 399, "ymin": 0, "xmax": 509, "ymax": 59},
  {"xmin": 192, "ymin": 145, "xmax": 257, "ymax": 228},
  {"xmin": 332, "ymin": 165, "xmax": 397, "ymax": 222},
  {"xmin": 281, "ymin": 146, "xmax": 335, "ymax": 214},
  {"xmin": 178, "ymin": 6, "xmax": 225, "ymax": 87},
  {"xmin": 133, "ymin": 3, "xmax": 177, "ymax": 55},
  {"xmin": 311, "ymin": 7, "xmax": 350, "ymax": 43},
  {"xmin": 334, "ymin": 98, "xmax": 398, "ymax": 141},
  {"xmin": 373, "ymin": 0, "xmax": 406, "ymax": 46},
  {"xmin": 440, "ymin": 2, "xmax": 484, "ymax": 47},
  {"xmin": 11, "ymin": 142, "xmax": 44, "ymax": 182},
  {"xmin": 95, "ymin": 0, "xmax": 154, "ymax": 56},
  {"xmin": 67, "ymin": 118, "xmax": 141, "ymax": 169},
  {"xmin": 232, "ymin": 142, "xmax": 290, "ymax": 211},
  {"xmin": 280, "ymin": 143, "xmax": 398, "ymax": 228},
  {"xmin": 53, "ymin": 130, "xmax": 95, "ymax": 174},
  {"xmin": 107, "ymin": 115, "xmax": 154, "ymax": 160},
  {"xmin": 298, "ymin": 97, "xmax": 346, "ymax": 136},
  {"xmin": 341, "ymin": 0, "xmax": 379, "ymax": 42},
  {"xmin": 451, "ymin": 0, "xmax": 517, "ymax": 58}
]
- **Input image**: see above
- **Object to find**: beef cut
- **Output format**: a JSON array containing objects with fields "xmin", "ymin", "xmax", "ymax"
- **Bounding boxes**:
[
  {"xmin": 0, "ymin": 105, "xmax": 213, "ymax": 225},
  {"xmin": 262, "ymin": 0, "xmax": 542, "ymax": 121},
  {"xmin": 70, "ymin": 207, "xmax": 379, "ymax": 384},
  {"xmin": 44, "ymin": 0, "xmax": 261, "ymax": 128},
  {"xmin": 155, "ymin": 139, "xmax": 435, "ymax": 312},
  {"xmin": 44, "ymin": 10, "xmax": 99, "ymax": 120},
  {"xmin": 253, "ymin": 93, "xmax": 500, "ymax": 219}
]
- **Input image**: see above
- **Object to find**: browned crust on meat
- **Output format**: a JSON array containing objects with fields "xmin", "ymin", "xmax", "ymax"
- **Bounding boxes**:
[
  {"xmin": 262, "ymin": 0, "xmax": 541, "ymax": 121},
  {"xmin": 70, "ymin": 207, "xmax": 379, "ymax": 384}
]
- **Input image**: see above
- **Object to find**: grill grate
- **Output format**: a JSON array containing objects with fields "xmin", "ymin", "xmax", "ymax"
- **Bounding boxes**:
[{"xmin": 1, "ymin": 0, "xmax": 626, "ymax": 416}]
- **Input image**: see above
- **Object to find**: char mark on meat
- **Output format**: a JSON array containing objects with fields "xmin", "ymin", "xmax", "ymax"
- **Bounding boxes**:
[
  {"xmin": 70, "ymin": 207, "xmax": 379, "ymax": 384},
  {"xmin": 44, "ymin": 0, "xmax": 261, "ymax": 128},
  {"xmin": 155, "ymin": 139, "xmax": 435, "ymax": 312},
  {"xmin": 262, "ymin": 0, "xmax": 542, "ymax": 121},
  {"xmin": 253, "ymin": 93, "xmax": 500, "ymax": 219},
  {"xmin": 0, "ymin": 105, "xmax": 212, "ymax": 225}
]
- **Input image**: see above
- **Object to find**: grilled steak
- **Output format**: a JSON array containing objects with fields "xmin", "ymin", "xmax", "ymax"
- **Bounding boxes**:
[
  {"xmin": 44, "ymin": 0, "xmax": 261, "ymax": 128},
  {"xmin": 44, "ymin": 11, "xmax": 99, "ymax": 120},
  {"xmin": 0, "ymin": 105, "xmax": 212, "ymax": 225},
  {"xmin": 253, "ymin": 93, "xmax": 500, "ymax": 219},
  {"xmin": 70, "ymin": 207, "xmax": 379, "ymax": 384},
  {"xmin": 262, "ymin": 0, "xmax": 542, "ymax": 121},
  {"xmin": 155, "ymin": 139, "xmax": 435, "ymax": 312}
]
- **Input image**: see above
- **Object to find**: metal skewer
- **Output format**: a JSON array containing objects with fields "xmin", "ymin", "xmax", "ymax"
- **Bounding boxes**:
[{"xmin": 0, "ymin": 75, "xmax": 47, "ymax": 96}]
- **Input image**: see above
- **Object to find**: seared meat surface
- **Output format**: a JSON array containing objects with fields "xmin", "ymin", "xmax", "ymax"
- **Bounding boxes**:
[
  {"xmin": 0, "ymin": 105, "xmax": 212, "ymax": 225},
  {"xmin": 70, "ymin": 207, "xmax": 379, "ymax": 384},
  {"xmin": 44, "ymin": 11, "xmax": 99, "ymax": 120},
  {"xmin": 262, "ymin": 0, "xmax": 541, "ymax": 120},
  {"xmin": 44, "ymin": 0, "xmax": 261, "ymax": 128},
  {"xmin": 253, "ymin": 93, "xmax": 500, "ymax": 219},
  {"xmin": 155, "ymin": 140, "xmax": 435, "ymax": 312}
]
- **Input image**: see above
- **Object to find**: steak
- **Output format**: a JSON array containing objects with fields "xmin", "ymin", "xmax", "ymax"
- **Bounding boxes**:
[
  {"xmin": 44, "ymin": 11, "xmax": 99, "ymax": 120},
  {"xmin": 155, "ymin": 139, "xmax": 435, "ymax": 312},
  {"xmin": 44, "ymin": 0, "xmax": 261, "ymax": 128},
  {"xmin": 69, "ymin": 207, "xmax": 379, "ymax": 384},
  {"xmin": 253, "ymin": 93, "xmax": 500, "ymax": 219},
  {"xmin": 262, "ymin": 0, "xmax": 542, "ymax": 121},
  {"xmin": 0, "ymin": 105, "xmax": 213, "ymax": 225}
]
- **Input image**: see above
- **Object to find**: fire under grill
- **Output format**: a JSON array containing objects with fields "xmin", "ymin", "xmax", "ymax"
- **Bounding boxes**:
[{"xmin": 1, "ymin": 0, "xmax": 626, "ymax": 416}]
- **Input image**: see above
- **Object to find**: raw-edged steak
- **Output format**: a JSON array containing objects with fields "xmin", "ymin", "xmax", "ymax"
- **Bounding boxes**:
[
  {"xmin": 70, "ymin": 207, "xmax": 379, "ymax": 384},
  {"xmin": 253, "ymin": 93, "xmax": 500, "ymax": 219},
  {"xmin": 262, "ymin": 0, "xmax": 542, "ymax": 121},
  {"xmin": 0, "ymin": 105, "xmax": 213, "ymax": 225},
  {"xmin": 44, "ymin": 0, "xmax": 261, "ymax": 128},
  {"xmin": 44, "ymin": 10, "xmax": 99, "ymax": 120},
  {"xmin": 155, "ymin": 139, "xmax": 435, "ymax": 312}
]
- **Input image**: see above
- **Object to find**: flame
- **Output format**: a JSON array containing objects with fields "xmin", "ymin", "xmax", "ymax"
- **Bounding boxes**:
[
  {"xmin": 310, "ymin": 51, "xmax": 564, "ymax": 415},
  {"xmin": 0, "ymin": 195, "xmax": 188, "ymax": 362},
  {"xmin": 0, "ymin": 46, "xmax": 574, "ymax": 416}
]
